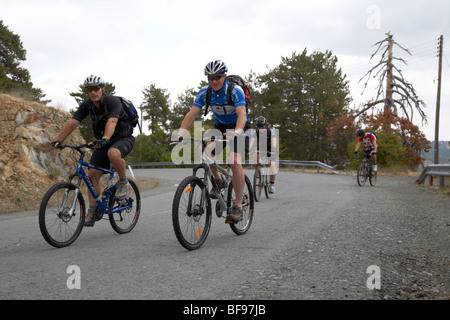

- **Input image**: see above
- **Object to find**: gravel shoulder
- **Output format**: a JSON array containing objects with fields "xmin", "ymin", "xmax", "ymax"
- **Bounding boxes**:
[{"xmin": 221, "ymin": 176, "xmax": 449, "ymax": 300}]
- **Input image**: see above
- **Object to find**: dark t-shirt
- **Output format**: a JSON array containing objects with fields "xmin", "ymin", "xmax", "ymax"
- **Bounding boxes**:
[
  {"xmin": 256, "ymin": 124, "xmax": 273, "ymax": 152},
  {"xmin": 72, "ymin": 94, "xmax": 132, "ymax": 141}
]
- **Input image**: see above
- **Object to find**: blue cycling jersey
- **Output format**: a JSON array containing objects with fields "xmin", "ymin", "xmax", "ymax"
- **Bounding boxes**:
[{"xmin": 193, "ymin": 82, "xmax": 250, "ymax": 125}]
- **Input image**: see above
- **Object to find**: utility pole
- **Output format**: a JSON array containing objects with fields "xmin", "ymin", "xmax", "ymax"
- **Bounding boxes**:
[{"xmin": 434, "ymin": 35, "xmax": 443, "ymax": 164}]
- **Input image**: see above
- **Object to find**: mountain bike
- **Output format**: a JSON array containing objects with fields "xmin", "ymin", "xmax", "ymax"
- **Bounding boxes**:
[
  {"xmin": 253, "ymin": 153, "xmax": 271, "ymax": 201},
  {"xmin": 171, "ymin": 136, "xmax": 254, "ymax": 251},
  {"xmin": 39, "ymin": 143, "xmax": 141, "ymax": 248},
  {"xmin": 357, "ymin": 152, "xmax": 377, "ymax": 187}
]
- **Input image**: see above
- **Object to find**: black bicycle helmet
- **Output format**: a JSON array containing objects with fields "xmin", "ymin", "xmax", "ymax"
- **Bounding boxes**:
[
  {"xmin": 356, "ymin": 129, "xmax": 365, "ymax": 137},
  {"xmin": 83, "ymin": 75, "xmax": 105, "ymax": 88},
  {"xmin": 255, "ymin": 116, "xmax": 268, "ymax": 128},
  {"xmin": 204, "ymin": 60, "xmax": 228, "ymax": 75}
]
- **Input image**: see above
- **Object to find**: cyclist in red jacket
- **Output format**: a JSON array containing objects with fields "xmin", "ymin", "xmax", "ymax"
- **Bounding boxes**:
[{"xmin": 354, "ymin": 129, "xmax": 378, "ymax": 171}]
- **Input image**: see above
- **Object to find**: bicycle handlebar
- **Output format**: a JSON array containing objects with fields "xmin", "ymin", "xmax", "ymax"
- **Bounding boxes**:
[
  {"xmin": 171, "ymin": 132, "xmax": 250, "ymax": 144},
  {"xmin": 355, "ymin": 151, "xmax": 377, "ymax": 155},
  {"xmin": 55, "ymin": 143, "xmax": 95, "ymax": 153},
  {"xmin": 171, "ymin": 136, "xmax": 230, "ymax": 145}
]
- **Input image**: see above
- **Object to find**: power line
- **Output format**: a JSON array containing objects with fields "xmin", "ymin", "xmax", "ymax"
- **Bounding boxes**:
[
  {"xmin": 397, "ymin": 39, "xmax": 438, "ymax": 54},
  {"xmin": 395, "ymin": 39, "xmax": 439, "ymax": 58},
  {"xmin": 443, "ymin": 52, "xmax": 450, "ymax": 69},
  {"xmin": 406, "ymin": 54, "xmax": 438, "ymax": 66},
  {"xmin": 342, "ymin": 38, "xmax": 440, "ymax": 77}
]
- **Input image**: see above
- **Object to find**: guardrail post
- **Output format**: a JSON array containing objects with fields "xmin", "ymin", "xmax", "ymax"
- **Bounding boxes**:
[{"xmin": 416, "ymin": 164, "xmax": 450, "ymax": 188}]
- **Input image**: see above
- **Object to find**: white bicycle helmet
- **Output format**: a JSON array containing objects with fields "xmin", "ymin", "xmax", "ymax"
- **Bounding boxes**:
[
  {"xmin": 83, "ymin": 75, "xmax": 105, "ymax": 88},
  {"xmin": 204, "ymin": 60, "xmax": 228, "ymax": 75}
]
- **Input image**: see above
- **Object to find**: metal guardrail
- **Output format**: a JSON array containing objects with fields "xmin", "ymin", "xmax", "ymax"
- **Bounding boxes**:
[
  {"xmin": 278, "ymin": 160, "xmax": 341, "ymax": 174},
  {"xmin": 128, "ymin": 162, "xmax": 177, "ymax": 168},
  {"xmin": 127, "ymin": 160, "xmax": 342, "ymax": 174},
  {"xmin": 416, "ymin": 164, "xmax": 450, "ymax": 188}
]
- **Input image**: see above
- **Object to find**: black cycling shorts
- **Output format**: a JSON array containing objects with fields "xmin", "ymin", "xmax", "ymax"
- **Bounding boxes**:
[
  {"xmin": 364, "ymin": 147, "xmax": 379, "ymax": 157},
  {"xmin": 89, "ymin": 136, "xmax": 135, "ymax": 170},
  {"xmin": 210, "ymin": 123, "xmax": 250, "ymax": 160}
]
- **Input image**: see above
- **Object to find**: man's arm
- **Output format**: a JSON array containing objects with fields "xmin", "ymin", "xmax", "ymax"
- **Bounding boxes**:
[
  {"xmin": 103, "ymin": 117, "xmax": 119, "ymax": 140},
  {"xmin": 372, "ymin": 139, "xmax": 378, "ymax": 153},
  {"xmin": 271, "ymin": 131, "xmax": 277, "ymax": 149},
  {"xmin": 355, "ymin": 141, "xmax": 362, "ymax": 152},
  {"xmin": 54, "ymin": 118, "xmax": 80, "ymax": 147},
  {"xmin": 234, "ymin": 105, "xmax": 247, "ymax": 134}
]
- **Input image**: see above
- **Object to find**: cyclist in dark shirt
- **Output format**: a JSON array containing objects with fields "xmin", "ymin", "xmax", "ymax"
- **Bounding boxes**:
[
  {"xmin": 250, "ymin": 116, "xmax": 278, "ymax": 193},
  {"xmin": 52, "ymin": 75, "xmax": 135, "ymax": 226}
]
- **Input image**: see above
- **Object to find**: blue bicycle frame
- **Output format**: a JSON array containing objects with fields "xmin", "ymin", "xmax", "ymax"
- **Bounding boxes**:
[{"xmin": 70, "ymin": 157, "xmax": 131, "ymax": 215}]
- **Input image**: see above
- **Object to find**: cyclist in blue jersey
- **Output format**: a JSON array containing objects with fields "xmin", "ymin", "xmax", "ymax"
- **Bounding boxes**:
[{"xmin": 173, "ymin": 60, "xmax": 251, "ymax": 223}]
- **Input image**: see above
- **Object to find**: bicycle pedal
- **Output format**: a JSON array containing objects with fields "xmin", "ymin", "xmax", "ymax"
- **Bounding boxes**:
[{"xmin": 225, "ymin": 217, "xmax": 241, "ymax": 224}]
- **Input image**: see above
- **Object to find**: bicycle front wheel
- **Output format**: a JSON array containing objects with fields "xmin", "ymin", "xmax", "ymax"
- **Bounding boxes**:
[
  {"xmin": 39, "ymin": 182, "xmax": 85, "ymax": 248},
  {"xmin": 264, "ymin": 175, "xmax": 271, "ymax": 199},
  {"xmin": 253, "ymin": 168, "xmax": 262, "ymax": 202},
  {"xmin": 369, "ymin": 169, "xmax": 378, "ymax": 186},
  {"xmin": 109, "ymin": 179, "xmax": 141, "ymax": 234},
  {"xmin": 357, "ymin": 163, "xmax": 367, "ymax": 187},
  {"xmin": 227, "ymin": 175, "xmax": 254, "ymax": 235},
  {"xmin": 172, "ymin": 176, "xmax": 212, "ymax": 250}
]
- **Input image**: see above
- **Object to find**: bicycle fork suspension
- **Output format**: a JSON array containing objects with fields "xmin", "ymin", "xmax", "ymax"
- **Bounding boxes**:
[{"xmin": 60, "ymin": 187, "xmax": 80, "ymax": 218}]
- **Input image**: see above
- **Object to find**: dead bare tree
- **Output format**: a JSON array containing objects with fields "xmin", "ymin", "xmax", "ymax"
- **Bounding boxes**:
[{"xmin": 358, "ymin": 32, "xmax": 427, "ymax": 124}]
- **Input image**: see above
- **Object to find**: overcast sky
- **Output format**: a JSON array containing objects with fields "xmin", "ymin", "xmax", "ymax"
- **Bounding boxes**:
[{"xmin": 2, "ymin": 0, "xmax": 450, "ymax": 141}]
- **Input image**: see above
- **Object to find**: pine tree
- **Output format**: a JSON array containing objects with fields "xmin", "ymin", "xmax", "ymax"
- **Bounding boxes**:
[
  {"xmin": 141, "ymin": 83, "xmax": 171, "ymax": 134},
  {"xmin": 255, "ymin": 49, "xmax": 351, "ymax": 162},
  {"xmin": 0, "ymin": 20, "xmax": 48, "ymax": 103}
]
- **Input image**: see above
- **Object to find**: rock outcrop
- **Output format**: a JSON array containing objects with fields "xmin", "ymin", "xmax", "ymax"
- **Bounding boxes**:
[{"xmin": 0, "ymin": 94, "xmax": 85, "ymax": 213}]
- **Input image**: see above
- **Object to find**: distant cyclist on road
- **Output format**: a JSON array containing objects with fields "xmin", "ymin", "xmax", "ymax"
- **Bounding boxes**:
[
  {"xmin": 354, "ymin": 129, "xmax": 378, "ymax": 172},
  {"xmin": 249, "ymin": 116, "xmax": 278, "ymax": 194},
  {"xmin": 172, "ymin": 60, "xmax": 251, "ymax": 223}
]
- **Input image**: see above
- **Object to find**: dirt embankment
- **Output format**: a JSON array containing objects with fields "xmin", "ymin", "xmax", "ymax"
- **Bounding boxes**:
[{"xmin": 0, "ymin": 94, "xmax": 85, "ymax": 213}]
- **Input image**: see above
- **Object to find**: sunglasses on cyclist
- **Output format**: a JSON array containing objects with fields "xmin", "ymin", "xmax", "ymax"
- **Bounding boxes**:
[
  {"xmin": 207, "ymin": 74, "xmax": 224, "ymax": 82},
  {"xmin": 87, "ymin": 86, "xmax": 102, "ymax": 93}
]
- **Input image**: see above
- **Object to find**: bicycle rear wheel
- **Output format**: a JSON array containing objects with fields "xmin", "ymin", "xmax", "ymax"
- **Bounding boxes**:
[
  {"xmin": 109, "ymin": 179, "xmax": 141, "ymax": 234},
  {"xmin": 227, "ymin": 175, "xmax": 254, "ymax": 235},
  {"xmin": 357, "ymin": 163, "xmax": 367, "ymax": 187},
  {"xmin": 253, "ymin": 168, "xmax": 262, "ymax": 202},
  {"xmin": 39, "ymin": 182, "xmax": 85, "ymax": 248},
  {"xmin": 172, "ymin": 176, "xmax": 212, "ymax": 250}
]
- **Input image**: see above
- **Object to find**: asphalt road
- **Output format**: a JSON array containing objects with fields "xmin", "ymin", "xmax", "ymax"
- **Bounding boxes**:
[{"xmin": 0, "ymin": 168, "xmax": 448, "ymax": 301}]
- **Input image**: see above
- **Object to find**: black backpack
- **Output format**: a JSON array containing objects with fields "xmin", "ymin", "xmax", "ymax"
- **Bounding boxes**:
[
  {"xmin": 117, "ymin": 96, "xmax": 142, "ymax": 134},
  {"xmin": 204, "ymin": 75, "xmax": 251, "ymax": 116}
]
